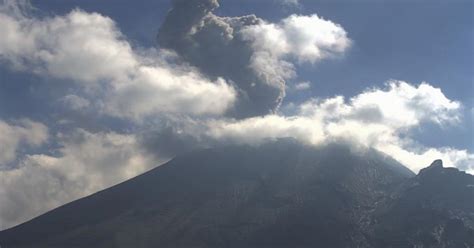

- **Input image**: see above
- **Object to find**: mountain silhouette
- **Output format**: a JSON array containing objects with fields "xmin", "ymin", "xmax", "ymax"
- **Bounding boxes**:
[{"xmin": 0, "ymin": 140, "xmax": 472, "ymax": 248}]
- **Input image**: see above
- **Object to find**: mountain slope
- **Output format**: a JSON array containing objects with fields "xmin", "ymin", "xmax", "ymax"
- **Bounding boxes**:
[
  {"xmin": 0, "ymin": 140, "xmax": 471, "ymax": 248},
  {"xmin": 370, "ymin": 160, "xmax": 474, "ymax": 248}
]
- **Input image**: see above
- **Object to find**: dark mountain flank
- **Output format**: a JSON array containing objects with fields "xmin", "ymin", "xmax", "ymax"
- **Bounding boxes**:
[{"xmin": 0, "ymin": 140, "xmax": 472, "ymax": 248}]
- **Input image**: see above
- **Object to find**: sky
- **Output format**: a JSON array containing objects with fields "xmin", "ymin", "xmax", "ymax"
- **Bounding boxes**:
[{"xmin": 0, "ymin": 0, "xmax": 472, "ymax": 230}]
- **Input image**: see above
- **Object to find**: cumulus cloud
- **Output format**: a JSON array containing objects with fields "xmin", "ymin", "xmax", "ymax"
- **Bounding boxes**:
[
  {"xmin": 0, "ymin": 119, "xmax": 48, "ymax": 166},
  {"xmin": 241, "ymin": 14, "xmax": 350, "ymax": 64},
  {"xmin": 0, "ymin": 5, "xmax": 236, "ymax": 120},
  {"xmin": 157, "ymin": 0, "xmax": 349, "ymax": 117},
  {"xmin": 205, "ymin": 81, "xmax": 472, "ymax": 173},
  {"xmin": 0, "ymin": 129, "xmax": 160, "ymax": 230}
]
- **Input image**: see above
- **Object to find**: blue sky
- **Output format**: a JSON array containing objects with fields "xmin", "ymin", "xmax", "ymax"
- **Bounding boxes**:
[
  {"xmin": 0, "ymin": 0, "xmax": 472, "ymax": 230},
  {"xmin": 9, "ymin": 0, "xmax": 473, "ymax": 151}
]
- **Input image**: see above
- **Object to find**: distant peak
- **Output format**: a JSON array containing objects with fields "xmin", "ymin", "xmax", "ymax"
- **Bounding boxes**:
[
  {"xmin": 429, "ymin": 159, "xmax": 443, "ymax": 169},
  {"xmin": 418, "ymin": 159, "xmax": 444, "ymax": 177}
]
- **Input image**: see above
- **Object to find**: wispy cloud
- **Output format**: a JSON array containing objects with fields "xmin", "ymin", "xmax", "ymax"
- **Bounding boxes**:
[{"xmin": 293, "ymin": 81, "xmax": 311, "ymax": 91}]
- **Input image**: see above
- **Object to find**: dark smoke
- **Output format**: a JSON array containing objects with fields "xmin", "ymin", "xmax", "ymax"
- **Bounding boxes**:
[{"xmin": 158, "ymin": 0, "xmax": 287, "ymax": 118}]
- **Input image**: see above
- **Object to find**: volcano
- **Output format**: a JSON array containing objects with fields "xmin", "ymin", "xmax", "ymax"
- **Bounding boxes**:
[{"xmin": 0, "ymin": 140, "xmax": 472, "ymax": 248}]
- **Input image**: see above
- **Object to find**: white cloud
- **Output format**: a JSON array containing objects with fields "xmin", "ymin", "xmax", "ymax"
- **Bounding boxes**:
[
  {"xmin": 208, "ymin": 115, "xmax": 325, "ymax": 145},
  {"xmin": 350, "ymin": 81, "xmax": 461, "ymax": 127},
  {"xmin": 0, "ymin": 129, "xmax": 161, "ymax": 230},
  {"xmin": 205, "ymin": 81, "xmax": 472, "ymax": 173},
  {"xmin": 0, "ymin": 119, "xmax": 48, "ymax": 165},
  {"xmin": 241, "ymin": 14, "xmax": 351, "ymax": 64},
  {"xmin": 104, "ymin": 65, "xmax": 236, "ymax": 120},
  {"xmin": 0, "ymin": 7, "xmax": 236, "ymax": 120},
  {"xmin": 293, "ymin": 81, "xmax": 311, "ymax": 91}
]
